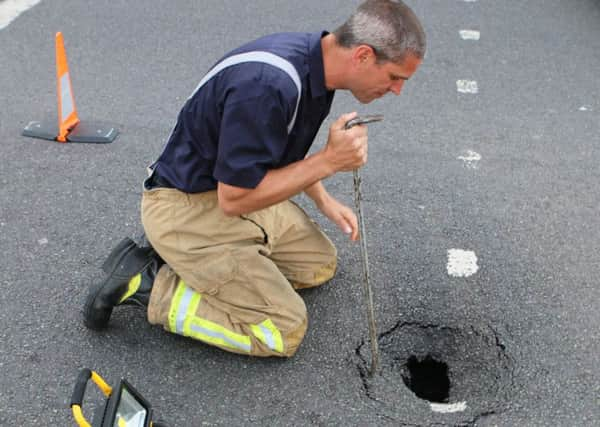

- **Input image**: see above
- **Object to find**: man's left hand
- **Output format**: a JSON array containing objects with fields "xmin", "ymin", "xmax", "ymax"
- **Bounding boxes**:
[{"xmin": 316, "ymin": 194, "xmax": 359, "ymax": 241}]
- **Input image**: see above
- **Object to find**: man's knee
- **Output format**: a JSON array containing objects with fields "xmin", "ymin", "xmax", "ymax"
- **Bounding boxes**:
[
  {"xmin": 278, "ymin": 294, "xmax": 308, "ymax": 357},
  {"xmin": 291, "ymin": 258, "xmax": 337, "ymax": 290},
  {"xmin": 250, "ymin": 311, "xmax": 308, "ymax": 358},
  {"xmin": 311, "ymin": 239, "xmax": 338, "ymax": 285},
  {"xmin": 281, "ymin": 318, "xmax": 308, "ymax": 357},
  {"xmin": 314, "ymin": 257, "xmax": 337, "ymax": 284}
]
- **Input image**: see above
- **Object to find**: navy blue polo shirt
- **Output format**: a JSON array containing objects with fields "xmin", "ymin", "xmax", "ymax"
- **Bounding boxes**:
[{"xmin": 151, "ymin": 32, "xmax": 335, "ymax": 193}]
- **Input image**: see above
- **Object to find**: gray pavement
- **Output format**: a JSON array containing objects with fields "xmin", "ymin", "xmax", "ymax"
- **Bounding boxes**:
[{"xmin": 0, "ymin": 0, "xmax": 599, "ymax": 426}]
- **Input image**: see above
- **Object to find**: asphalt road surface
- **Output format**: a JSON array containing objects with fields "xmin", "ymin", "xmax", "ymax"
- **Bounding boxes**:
[{"xmin": 1, "ymin": 1, "xmax": 598, "ymax": 426}]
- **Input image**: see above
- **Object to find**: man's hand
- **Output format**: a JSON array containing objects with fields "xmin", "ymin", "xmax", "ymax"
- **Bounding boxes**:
[
  {"xmin": 321, "ymin": 112, "xmax": 369, "ymax": 173},
  {"xmin": 315, "ymin": 192, "xmax": 359, "ymax": 241}
]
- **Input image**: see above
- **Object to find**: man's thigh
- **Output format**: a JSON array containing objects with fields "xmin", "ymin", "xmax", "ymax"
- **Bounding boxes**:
[
  {"xmin": 141, "ymin": 188, "xmax": 307, "ymax": 330},
  {"xmin": 268, "ymin": 201, "xmax": 338, "ymax": 289},
  {"xmin": 147, "ymin": 244, "xmax": 308, "ymax": 356}
]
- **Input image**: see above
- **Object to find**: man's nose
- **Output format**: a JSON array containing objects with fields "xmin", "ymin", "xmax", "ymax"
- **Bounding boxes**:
[{"xmin": 389, "ymin": 80, "xmax": 405, "ymax": 95}]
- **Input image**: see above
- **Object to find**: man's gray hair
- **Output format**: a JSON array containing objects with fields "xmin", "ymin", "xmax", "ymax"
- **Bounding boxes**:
[{"xmin": 333, "ymin": 0, "xmax": 426, "ymax": 64}]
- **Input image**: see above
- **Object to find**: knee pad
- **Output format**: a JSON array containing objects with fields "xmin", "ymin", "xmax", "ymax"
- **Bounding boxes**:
[{"xmin": 282, "ymin": 319, "xmax": 308, "ymax": 357}]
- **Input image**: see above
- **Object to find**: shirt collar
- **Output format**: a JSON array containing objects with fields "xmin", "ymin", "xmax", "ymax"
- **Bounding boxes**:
[{"xmin": 308, "ymin": 31, "xmax": 331, "ymax": 98}]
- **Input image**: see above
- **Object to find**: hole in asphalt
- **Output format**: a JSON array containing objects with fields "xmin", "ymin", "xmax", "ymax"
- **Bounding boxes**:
[
  {"xmin": 401, "ymin": 355, "xmax": 450, "ymax": 403},
  {"xmin": 355, "ymin": 321, "xmax": 515, "ymax": 423}
]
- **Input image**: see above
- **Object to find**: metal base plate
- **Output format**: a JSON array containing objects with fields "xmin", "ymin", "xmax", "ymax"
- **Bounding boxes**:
[
  {"xmin": 22, "ymin": 120, "xmax": 59, "ymax": 141},
  {"xmin": 22, "ymin": 119, "xmax": 118, "ymax": 143},
  {"xmin": 67, "ymin": 121, "xmax": 118, "ymax": 143}
]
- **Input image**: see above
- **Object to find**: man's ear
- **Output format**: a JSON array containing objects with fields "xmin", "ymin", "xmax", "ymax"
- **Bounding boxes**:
[{"xmin": 351, "ymin": 45, "xmax": 376, "ymax": 65}]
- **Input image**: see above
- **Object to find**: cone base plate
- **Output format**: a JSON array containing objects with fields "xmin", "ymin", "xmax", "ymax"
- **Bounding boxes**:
[{"xmin": 22, "ymin": 119, "xmax": 118, "ymax": 144}]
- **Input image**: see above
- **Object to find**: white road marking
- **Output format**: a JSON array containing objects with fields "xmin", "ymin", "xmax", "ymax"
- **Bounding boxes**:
[
  {"xmin": 457, "ymin": 80, "xmax": 478, "ymax": 94},
  {"xmin": 459, "ymin": 30, "xmax": 480, "ymax": 40},
  {"xmin": 579, "ymin": 106, "xmax": 591, "ymax": 111},
  {"xmin": 458, "ymin": 150, "xmax": 481, "ymax": 169},
  {"xmin": 447, "ymin": 249, "xmax": 478, "ymax": 277},
  {"xmin": 430, "ymin": 401, "xmax": 468, "ymax": 413},
  {"xmin": 38, "ymin": 238, "xmax": 48, "ymax": 245},
  {"xmin": 0, "ymin": 0, "xmax": 41, "ymax": 30}
]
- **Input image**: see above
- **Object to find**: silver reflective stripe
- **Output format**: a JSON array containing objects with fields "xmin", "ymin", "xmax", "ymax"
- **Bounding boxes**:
[
  {"xmin": 175, "ymin": 286, "xmax": 195, "ymax": 334},
  {"xmin": 148, "ymin": 50, "xmax": 302, "ymax": 179},
  {"xmin": 189, "ymin": 51, "xmax": 302, "ymax": 134},
  {"xmin": 189, "ymin": 324, "xmax": 252, "ymax": 352},
  {"xmin": 259, "ymin": 324, "xmax": 276, "ymax": 350},
  {"xmin": 60, "ymin": 73, "xmax": 74, "ymax": 121}
]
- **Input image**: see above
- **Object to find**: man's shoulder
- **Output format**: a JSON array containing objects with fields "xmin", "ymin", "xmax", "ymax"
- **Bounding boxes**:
[
  {"xmin": 236, "ymin": 32, "xmax": 312, "ymax": 52},
  {"xmin": 227, "ymin": 32, "xmax": 314, "ymax": 66},
  {"xmin": 193, "ymin": 32, "xmax": 318, "ymax": 108},
  {"xmin": 217, "ymin": 33, "xmax": 313, "ymax": 97}
]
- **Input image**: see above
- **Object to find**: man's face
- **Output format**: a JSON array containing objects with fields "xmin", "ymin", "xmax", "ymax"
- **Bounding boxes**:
[{"xmin": 350, "ymin": 52, "xmax": 422, "ymax": 104}]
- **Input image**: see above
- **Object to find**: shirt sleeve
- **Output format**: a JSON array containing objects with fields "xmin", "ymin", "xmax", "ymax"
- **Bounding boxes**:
[{"xmin": 214, "ymin": 72, "xmax": 295, "ymax": 189}]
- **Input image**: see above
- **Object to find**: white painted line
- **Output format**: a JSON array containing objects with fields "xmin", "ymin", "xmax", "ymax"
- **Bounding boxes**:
[
  {"xmin": 430, "ymin": 401, "xmax": 468, "ymax": 413},
  {"xmin": 456, "ymin": 80, "xmax": 478, "ymax": 94},
  {"xmin": 459, "ymin": 30, "xmax": 480, "ymax": 40},
  {"xmin": 458, "ymin": 150, "xmax": 481, "ymax": 169},
  {"xmin": 579, "ymin": 106, "xmax": 591, "ymax": 111},
  {"xmin": 0, "ymin": 0, "xmax": 41, "ymax": 30},
  {"xmin": 447, "ymin": 249, "xmax": 478, "ymax": 277}
]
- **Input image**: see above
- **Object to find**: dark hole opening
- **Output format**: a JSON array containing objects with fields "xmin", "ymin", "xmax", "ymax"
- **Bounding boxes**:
[{"xmin": 401, "ymin": 355, "xmax": 450, "ymax": 403}]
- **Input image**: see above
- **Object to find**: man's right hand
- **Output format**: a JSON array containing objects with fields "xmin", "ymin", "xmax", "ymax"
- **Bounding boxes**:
[{"xmin": 322, "ymin": 112, "xmax": 369, "ymax": 173}]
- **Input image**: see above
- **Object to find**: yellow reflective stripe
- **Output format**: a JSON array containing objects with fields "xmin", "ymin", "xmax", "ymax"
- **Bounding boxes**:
[
  {"xmin": 251, "ymin": 318, "xmax": 283, "ymax": 353},
  {"xmin": 118, "ymin": 273, "xmax": 141, "ymax": 304},
  {"xmin": 250, "ymin": 324, "xmax": 267, "ymax": 346},
  {"xmin": 168, "ymin": 281, "xmax": 251, "ymax": 352},
  {"xmin": 182, "ymin": 290, "xmax": 201, "ymax": 333},
  {"xmin": 187, "ymin": 318, "xmax": 251, "ymax": 352},
  {"xmin": 263, "ymin": 318, "xmax": 283, "ymax": 352},
  {"xmin": 168, "ymin": 280, "xmax": 187, "ymax": 333}
]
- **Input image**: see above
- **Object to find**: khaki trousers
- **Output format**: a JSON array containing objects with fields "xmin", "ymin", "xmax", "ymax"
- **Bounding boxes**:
[{"xmin": 141, "ymin": 188, "xmax": 337, "ymax": 357}]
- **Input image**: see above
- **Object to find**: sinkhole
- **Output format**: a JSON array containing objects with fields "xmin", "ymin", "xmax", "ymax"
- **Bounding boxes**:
[
  {"xmin": 402, "ymin": 355, "xmax": 450, "ymax": 403},
  {"xmin": 356, "ymin": 321, "xmax": 515, "ymax": 422}
]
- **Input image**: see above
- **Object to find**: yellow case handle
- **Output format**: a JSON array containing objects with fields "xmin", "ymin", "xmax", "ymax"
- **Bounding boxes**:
[{"xmin": 70, "ymin": 369, "xmax": 113, "ymax": 426}]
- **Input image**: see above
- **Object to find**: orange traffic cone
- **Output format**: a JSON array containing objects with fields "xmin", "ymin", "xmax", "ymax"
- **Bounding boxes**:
[
  {"xmin": 55, "ymin": 32, "xmax": 80, "ymax": 142},
  {"xmin": 23, "ymin": 32, "xmax": 118, "ymax": 143}
]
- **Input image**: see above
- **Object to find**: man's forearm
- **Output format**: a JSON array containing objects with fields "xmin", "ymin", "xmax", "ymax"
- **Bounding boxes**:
[
  {"xmin": 218, "ymin": 151, "xmax": 334, "ymax": 216},
  {"xmin": 304, "ymin": 180, "xmax": 330, "ymax": 207}
]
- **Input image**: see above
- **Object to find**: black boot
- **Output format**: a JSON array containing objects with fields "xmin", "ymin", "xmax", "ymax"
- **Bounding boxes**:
[
  {"xmin": 83, "ymin": 237, "xmax": 162, "ymax": 330},
  {"xmin": 118, "ymin": 255, "xmax": 162, "ymax": 307}
]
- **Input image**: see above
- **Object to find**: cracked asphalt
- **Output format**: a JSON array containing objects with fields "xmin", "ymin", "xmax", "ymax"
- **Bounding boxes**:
[{"xmin": 1, "ymin": 0, "xmax": 599, "ymax": 426}]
